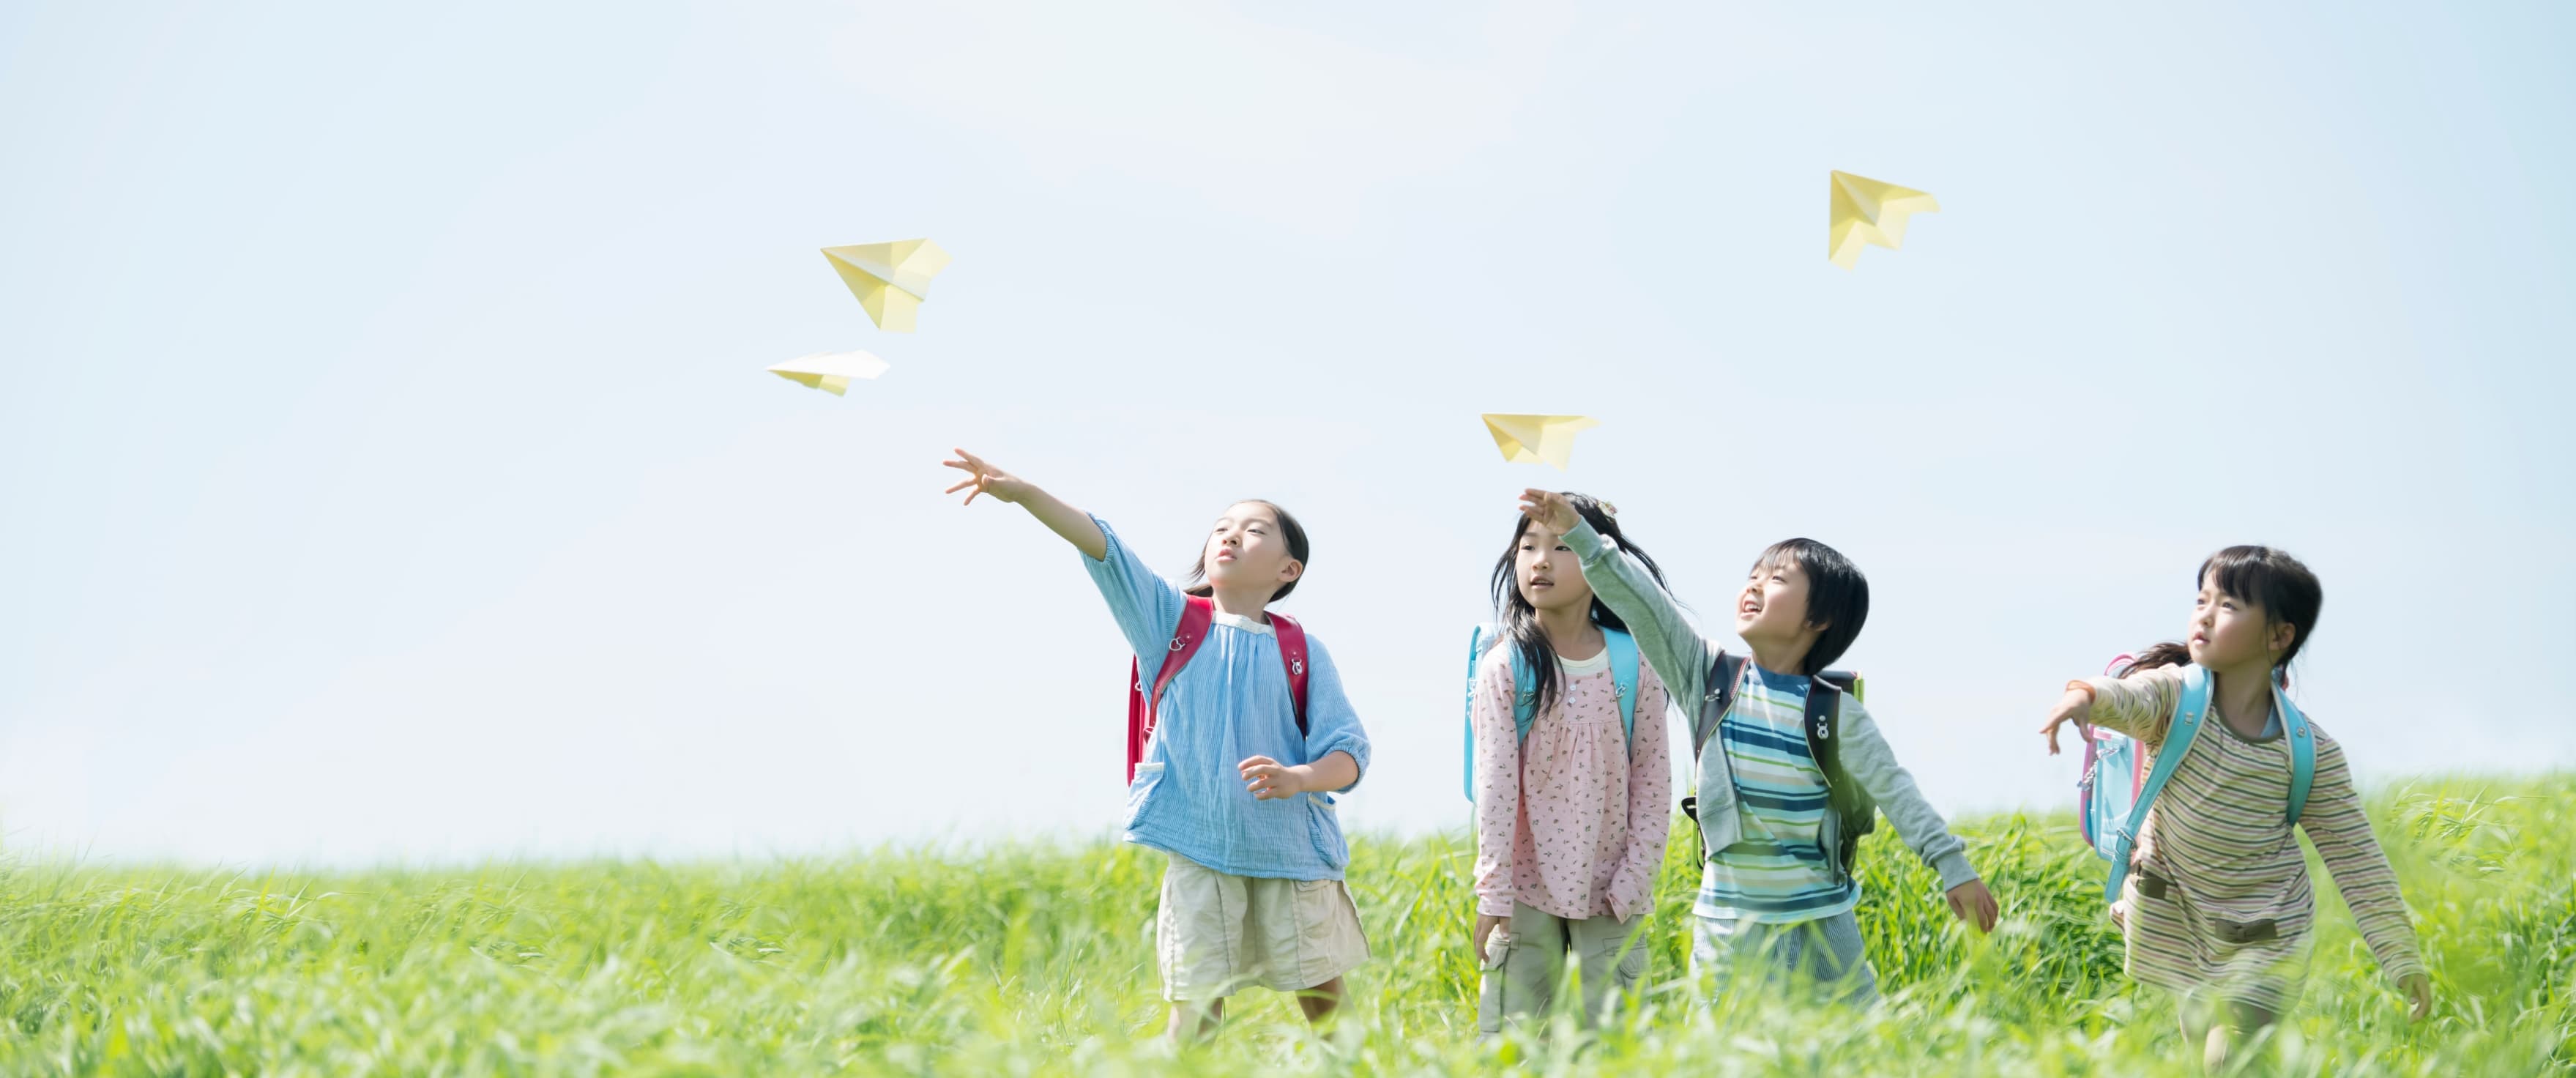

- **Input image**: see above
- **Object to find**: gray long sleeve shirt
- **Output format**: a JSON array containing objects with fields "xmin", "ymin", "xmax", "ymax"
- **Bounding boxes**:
[{"xmin": 1561, "ymin": 519, "xmax": 1980, "ymax": 897}]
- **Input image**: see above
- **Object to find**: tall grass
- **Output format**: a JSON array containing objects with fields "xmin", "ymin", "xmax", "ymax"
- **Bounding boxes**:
[{"xmin": 2, "ymin": 776, "xmax": 2568, "ymax": 1075}]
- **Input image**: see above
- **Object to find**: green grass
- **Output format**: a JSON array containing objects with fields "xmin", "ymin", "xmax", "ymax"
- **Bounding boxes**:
[{"xmin": 3, "ymin": 776, "xmax": 2569, "ymax": 1076}]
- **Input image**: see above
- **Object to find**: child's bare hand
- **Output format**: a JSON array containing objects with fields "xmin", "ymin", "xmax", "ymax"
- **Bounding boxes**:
[
  {"xmin": 2040, "ymin": 688, "xmax": 2093, "ymax": 755},
  {"xmin": 1238, "ymin": 756, "xmax": 1310, "ymax": 800},
  {"xmin": 2401, "ymin": 973, "xmax": 2433, "ymax": 1021},
  {"xmin": 1470, "ymin": 913, "xmax": 1509, "ymax": 967},
  {"xmin": 942, "ymin": 448, "xmax": 1030, "ymax": 506},
  {"xmin": 1517, "ymin": 489, "xmax": 1579, "ymax": 535},
  {"xmin": 1946, "ymin": 879, "xmax": 1999, "ymax": 934}
]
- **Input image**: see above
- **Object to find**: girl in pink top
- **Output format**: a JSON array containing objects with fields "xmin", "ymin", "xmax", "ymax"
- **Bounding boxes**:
[{"xmin": 1470, "ymin": 493, "xmax": 1673, "ymax": 1036}]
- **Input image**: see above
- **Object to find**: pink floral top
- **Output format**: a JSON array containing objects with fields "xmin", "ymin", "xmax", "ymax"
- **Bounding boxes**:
[{"xmin": 1470, "ymin": 642, "xmax": 1673, "ymax": 921}]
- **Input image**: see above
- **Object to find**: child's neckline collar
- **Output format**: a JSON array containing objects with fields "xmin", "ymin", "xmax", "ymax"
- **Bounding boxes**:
[{"xmin": 1212, "ymin": 611, "xmax": 1276, "ymax": 636}]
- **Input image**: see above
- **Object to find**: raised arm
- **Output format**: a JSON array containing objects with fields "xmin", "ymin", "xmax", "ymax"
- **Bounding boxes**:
[
  {"xmin": 2041, "ymin": 663, "xmax": 2184, "ymax": 755},
  {"xmin": 943, "ymin": 447, "xmax": 1106, "ymax": 558},
  {"xmin": 945, "ymin": 447, "xmax": 1180, "ymax": 660},
  {"xmin": 1522, "ymin": 490, "xmax": 1714, "ymax": 707}
]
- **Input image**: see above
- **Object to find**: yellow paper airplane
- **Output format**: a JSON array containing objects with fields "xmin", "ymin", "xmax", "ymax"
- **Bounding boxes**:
[
  {"xmin": 1482, "ymin": 414, "xmax": 1598, "ymax": 470},
  {"xmin": 1829, "ymin": 171, "xmax": 1940, "ymax": 270},
  {"xmin": 821, "ymin": 239, "xmax": 951, "ymax": 331},
  {"xmin": 767, "ymin": 351, "xmax": 890, "ymax": 396}
]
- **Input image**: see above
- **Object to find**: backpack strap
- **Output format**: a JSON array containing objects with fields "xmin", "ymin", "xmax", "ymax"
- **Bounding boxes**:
[
  {"xmin": 1801, "ymin": 675, "xmax": 1842, "ymax": 764},
  {"xmin": 2278, "ymin": 684, "xmax": 2315, "ymax": 825},
  {"xmin": 1803, "ymin": 672, "xmax": 1861, "ymax": 786},
  {"xmin": 1462, "ymin": 625, "xmax": 1487, "ymax": 802},
  {"xmin": 1692, "ymin": 652, "xmax": 1750, "ymax": 761},
  {"xmin": 1270, "ymin": 610, "xmax": 1311, "ymax": 738},
  {"xmin": 1606, "ymin": 628, "xmax": 1640, "ymax": 748},
  {"xmin": 1802, "ymin": 674, "xmax": 1875, "ymax": 872},
  {"xmin": 2104, "ymin": 663, "xmax": 2211, "ymax": 902},
  {"xmin": 1128, "ymin": 596, "xmax": 1216, "ymax": 784}
]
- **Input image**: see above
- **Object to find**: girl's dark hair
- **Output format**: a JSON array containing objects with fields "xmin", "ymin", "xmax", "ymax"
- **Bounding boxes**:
[
  {"xmin": 2199, "ymin": 544, "xmax": 2322, "ymax": 688},
  {"xmin": 1755, "ymin": 538, "xmax": 1869, "ymax": 675},
  {"xmin": 1488, "ymin": 494, "xmax": 1667, "ymax": 715},
  {"xmin": 2116, "ymin": 548, "xmax": 2322, "ymax": 688},
  {"xmin": 1183, "ymin": 499, "xmax": 1311, "ymax": 603},
  {"xmin": 2110, "ymin": 642, "xmax": 2195, "ymax": 677}
]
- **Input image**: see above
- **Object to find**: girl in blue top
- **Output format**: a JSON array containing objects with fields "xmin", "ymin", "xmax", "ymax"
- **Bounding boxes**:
[{"xmin": 943, "ymin": 449, "xmax": 1373, "ymax": 1040}]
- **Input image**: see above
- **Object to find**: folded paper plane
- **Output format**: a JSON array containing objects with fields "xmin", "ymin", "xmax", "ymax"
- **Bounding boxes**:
[
  {"xmin": 768, "ymin": 351, "xmax": 890, "ymax": 396},
  {"xmin": 1482, "ymin": 414, "xmax": 1598, "ymax": 469},
  {"xmin": 821, "ymin": 239, "xmax": 951, "ymax": 331},
  {"xmin": 1829, "ymin": 171, "xmax": 1939, "ymax": 270}
]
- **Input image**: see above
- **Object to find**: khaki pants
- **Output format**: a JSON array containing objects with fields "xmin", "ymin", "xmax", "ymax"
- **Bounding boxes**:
[{"xmin": 1476, "ymin": 903, "xmax": 1650, "ymax": 1035}]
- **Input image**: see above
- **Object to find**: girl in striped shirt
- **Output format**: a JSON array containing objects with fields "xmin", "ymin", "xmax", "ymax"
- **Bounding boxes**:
[{"xmin": 2041, "ymin": 546, "xmax": 2432, "ymax": 1070}]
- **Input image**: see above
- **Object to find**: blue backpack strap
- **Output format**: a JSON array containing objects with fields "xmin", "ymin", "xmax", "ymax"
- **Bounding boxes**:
[
  {"xmin": 2278, "ymin": 684, "xmax": 2315, "ymax": 825},
  {"xmin": 2106, "ymin": 663, "xmax": 2211, "ymax": 902},
  {"xmin": 1606, "ymin": 628, "xmax": 1639, "ymax": 749},
  {"xmin": 1511, "ymin": 650, "xmax": 1539, "ymax": 743},
  {"xmin": 1463, "ymin": 625, "xmax": 1485, "ymax": 802}
]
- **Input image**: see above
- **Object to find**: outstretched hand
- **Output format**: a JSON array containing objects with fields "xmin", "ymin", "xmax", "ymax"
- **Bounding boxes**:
[
  {"xmin": 1518, "ymin": 488, "xmax": 1578, "ymax": 535},
  {"xmin": 1946, "ymin": 879, "xmax": 2000, "ymax": 934},
  {"xmin": 942, "ymin": 448, "xmax": 1030, "ymax": 506},
  {"xmin": 2040, "ymin": 687, "xmax": 2093, "ymax": 755}
]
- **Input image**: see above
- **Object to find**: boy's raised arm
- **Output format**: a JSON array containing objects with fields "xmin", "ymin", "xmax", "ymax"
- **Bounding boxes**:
[{"xmin": 1525, "ymin": 491, "xmax": 1713, "ymax": 707}]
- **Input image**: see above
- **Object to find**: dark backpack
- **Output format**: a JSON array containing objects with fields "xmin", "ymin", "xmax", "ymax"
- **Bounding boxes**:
[{"xmin": 1678, "ymin": 653, "xmax": 1876, "ymax": 874}]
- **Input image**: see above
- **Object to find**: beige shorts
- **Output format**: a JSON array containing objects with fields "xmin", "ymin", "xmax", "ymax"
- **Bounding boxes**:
[{"xmin": 1157, "ymin": 852, "xmax": 1371, "ymax": 1002}]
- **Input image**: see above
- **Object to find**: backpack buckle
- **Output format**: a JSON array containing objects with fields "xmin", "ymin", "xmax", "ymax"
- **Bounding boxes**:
[
  {"xmin": 1168, "ymin": 636, "xmax": 1188, "ymax": 652},
  {"xmin": 1292, "ymin": 658, "xmax": 1304, "ymax": 676}
]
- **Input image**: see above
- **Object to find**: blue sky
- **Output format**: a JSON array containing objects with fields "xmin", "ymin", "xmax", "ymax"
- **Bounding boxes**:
[{"xmin": 3, "ymin": 1, "xmax": 2570, "ymax": 864}]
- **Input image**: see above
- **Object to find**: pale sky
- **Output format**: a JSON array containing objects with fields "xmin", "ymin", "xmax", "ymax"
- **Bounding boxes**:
[{"xmin": 3, "ymin": 1, "xmax": 2570, "ymax": 865}]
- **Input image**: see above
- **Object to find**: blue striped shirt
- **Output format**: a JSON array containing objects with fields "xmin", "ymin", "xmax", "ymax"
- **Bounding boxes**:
[{"xmin": 1696, "ymin": 664, "xmax": 1859, "ymax": 923}]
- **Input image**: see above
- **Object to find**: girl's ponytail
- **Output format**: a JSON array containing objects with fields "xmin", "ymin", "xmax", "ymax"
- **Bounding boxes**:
[{"xmin": 2114, "ymin": 641, "xmax": 2195, "ymax": 677}]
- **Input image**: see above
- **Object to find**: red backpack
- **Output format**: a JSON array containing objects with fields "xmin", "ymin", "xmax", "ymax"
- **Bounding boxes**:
[{"xmin": 1125, "ymin": 595, "xmax": 1311, "ymax": 782}]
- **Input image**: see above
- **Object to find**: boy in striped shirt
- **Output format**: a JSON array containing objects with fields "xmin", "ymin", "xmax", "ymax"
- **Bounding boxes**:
[{"xmin": 1519, "ymin": 491, "xmax": 1997, "ymax": 1005}]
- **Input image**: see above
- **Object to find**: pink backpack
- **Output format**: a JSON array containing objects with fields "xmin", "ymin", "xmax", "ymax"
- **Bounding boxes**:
[{"xmin": 1124, "ymin": 595, "xmax": 1309, "ymax": 783}]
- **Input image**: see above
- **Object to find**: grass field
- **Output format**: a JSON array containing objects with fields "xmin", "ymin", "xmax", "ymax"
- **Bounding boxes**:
[{"xmin": 2, "ymin": 776, "xmax": 2569, "ymax": 1076}]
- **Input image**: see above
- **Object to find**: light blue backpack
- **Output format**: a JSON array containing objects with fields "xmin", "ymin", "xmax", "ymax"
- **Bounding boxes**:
[
  {"xmin": 1461, "ymin": 623, "xmax": 1641, "ymax": 801},
  {"xmin": 2080, "ymin": 658, "xmax": 2316, "ymax": 902}
]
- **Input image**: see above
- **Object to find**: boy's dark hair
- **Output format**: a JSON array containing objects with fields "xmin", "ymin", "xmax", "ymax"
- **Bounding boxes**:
[
  {"xmin": 2199, "ymin": 544, "xmax": 2322, "ymax": 688},
  {"xmin": 1184, "ymin": 499, "xmax": 1311, "ymax": 602},
  {"xmin": 1488, "ymin": 494, "xmax": 1668, "ymax": 715},
  {"xmin": 1757, "ymin": 538, "xmax": 1868, "ymax": 675}
]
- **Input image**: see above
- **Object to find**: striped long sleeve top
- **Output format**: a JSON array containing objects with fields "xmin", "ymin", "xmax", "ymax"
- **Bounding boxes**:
[{"xmin": 2082, "ymin": 665, "xmax": 2424, "ymax": 1003}]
